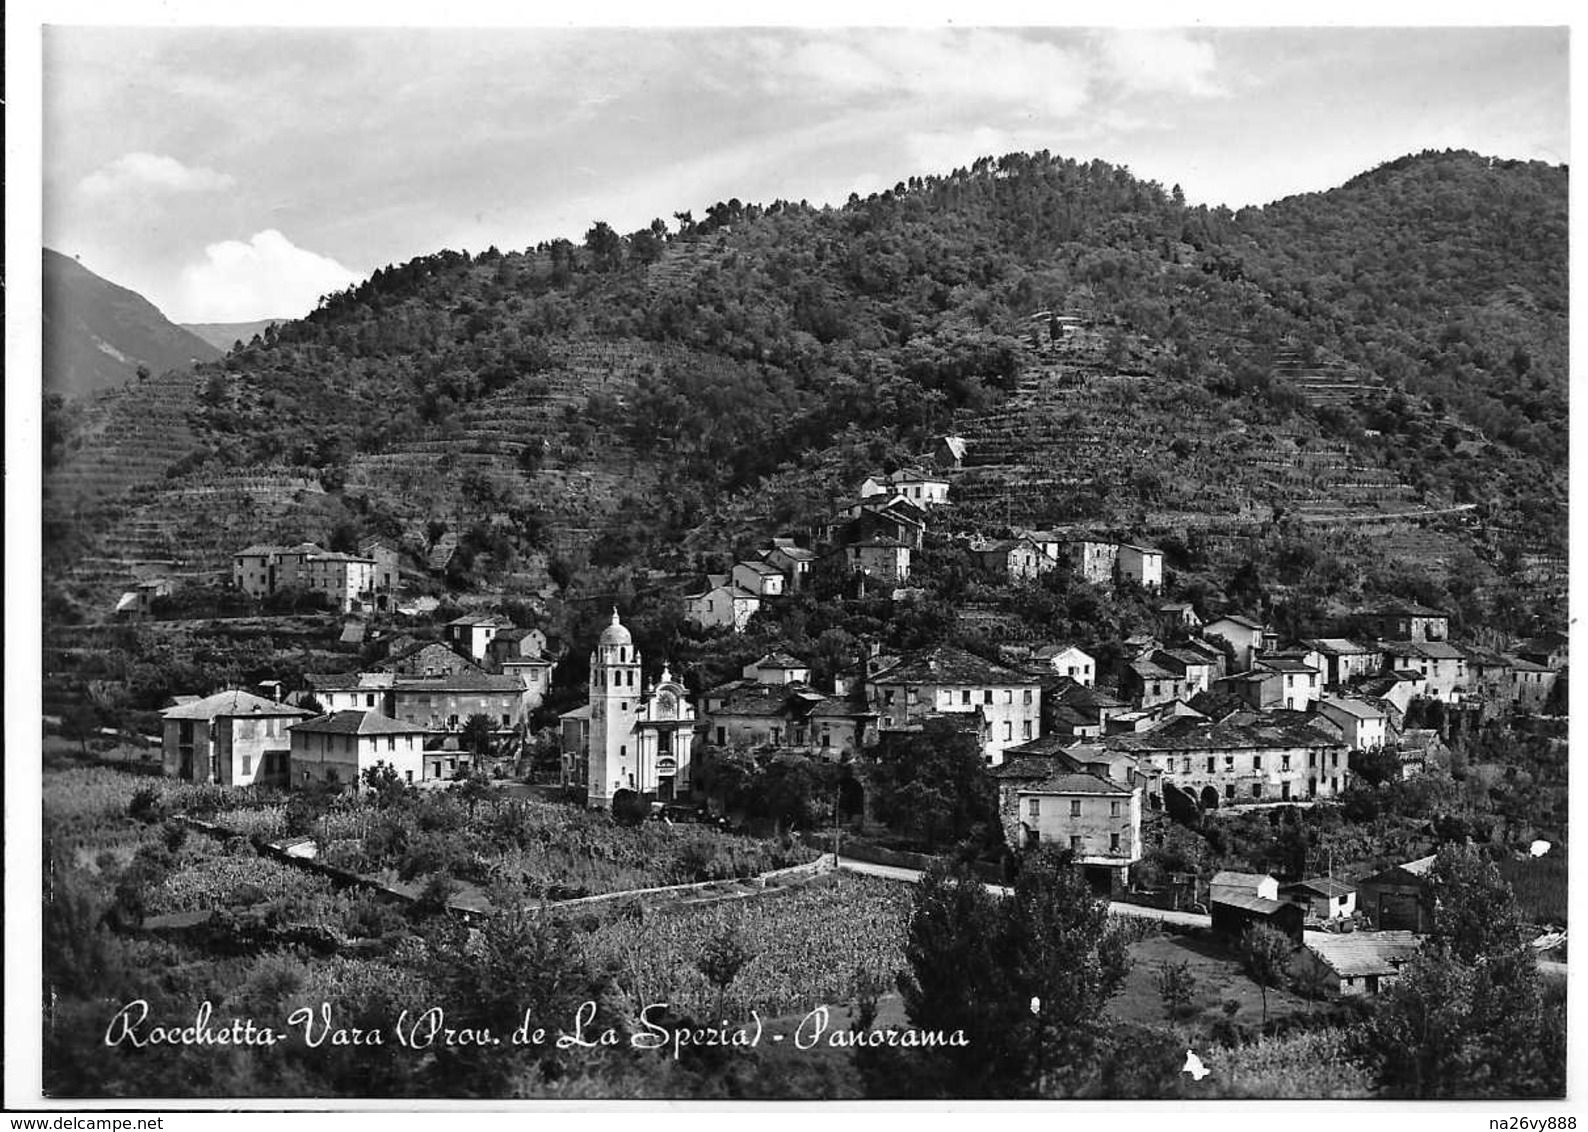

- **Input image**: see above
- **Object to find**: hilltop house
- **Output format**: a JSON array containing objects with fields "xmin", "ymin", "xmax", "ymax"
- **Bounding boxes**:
[
  {"xmin": 1122, "ymin": 658, "xmax": 1187, "ymax": 710},
  {"xmin": 1254, "ymin": 655, "xmax": 1321, "ymax": 710},
  {"xmin": 1509, "ymin": 657, "xmax": 1558, "ymax": 710},
  {"xmin": 114, "ymin": 578, "xmax": 172, "ymax": 620},
  {"xmin": 1116, "ymin": 544, "xmax": 1164, "ymax": 590},
  {"xmin": 1032, "ymin": 643, "xmax": 1096, "ymax": 687},
  {"xmin": 844, "ymin": 538, "xmax": 912, "ymax": 583},
  {"xmin": 867, "ymin": 646, "xmax": 1043, "ymax": 765},
  {"xmin": 1379, "ymin": 641, "xmax": 1468, "ymax": 702},
  {"xmin": 1374, "ymin": 602, "xmax": 1450, "ymax": 643},
  {"xmin": 1067, "ymin": 538, "xmax": 1119, "ymax": 584},
  {"xmin": 160, "ymin": 690, "xmax": 311, "ymax": 787},
  {"xmin": 683, "ymin": 574, "xmax": 762, "ymax": 632},
  {"xmin": 447, "ymin": 612, "xmax": 515, "ymax": 663},
  {"xmin": 1462, "ymin": 647, "xmax": 1515, "ymax": 701},
  {"xmin": 933, "ymin": 435, "xmax": 968, "ymax": 469},
  {"xmin": 559, "ymin": 611, "xmax": 697, "ymax": 807},
  {"xmin": 732, "ymin": 559, "xmax": 786, "ymax": 598},
  {"xmin": 860, "ymin": 468, "xmax": 951, "ymax": 507},
  {"xmin": 234, "ymin": 542, "xmax": 378, "ymax": 613},
  {"xmin": 358, "ymin": 536, "xmax": 400, "ymax": 609},
  {"xmin": 1158, "ymin": 601, "xmax": 1203, "ymax": 634},
  {"xmin": 1302, "ymin": 638, "xmax": 1384, "ymax": 687},
  {"xmin": 1316, "ymin": 695, "xmax": 1389, "ymax": 750},
  {"xmin": 288, "ymin": 710, "xmax": 431, "ymax": 788},
  {"xmin": 374, "ymin": 641, "xmax": 482, "ymax": 678},
  {"xmin": 742, "ymin": 653, "xmax": 811, "ymax": 685},
  {"xmin": 1356, "ymin": 670, "xmax": 1429, "ymax": 716},
  {"xmin": 486, "ymin": 626, "xmax": 549, "ymax": 666},
  {"xmin": 761, "ymin": 538, "xmax": 816, "ymax": 592},
  {"xmin": 971, "ymin": 536, "xmax": 1052, "ymax": 581},
  {"xmin": 697, "ymin": 678, "xmax": 875, "ymax": 759},
  {"xmin": 1204, "ymin": 615, "xmax": 1267, "ymax": 673},
  {"xmin": 1152, "ymin": 647, "xmax": 1217, "ymax": 697},
  {"xmin": 992, "ymin": 754, "xmax": 1142, "ymax": 893},
  {"xmin": 1514, "ymin": 631, "xmax": 1568, "ymax": 670}
]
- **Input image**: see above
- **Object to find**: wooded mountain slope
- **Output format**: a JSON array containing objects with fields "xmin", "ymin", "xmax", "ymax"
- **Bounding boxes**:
[{"xmin": 43, "ymin": 149, "xmax": 1566, "ymax": 617}]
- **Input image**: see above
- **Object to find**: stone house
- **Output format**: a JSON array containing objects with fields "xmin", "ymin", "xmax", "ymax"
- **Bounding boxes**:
[
  {"xmin": 1316, "ymin": 695, "xmax": 1389, "ymax": 750},
  {"xmin": 1209, "ymin": 872, "xmax": 1303, "ymax": 944},
  {"xmin": 1158, "ymin": 601, "xmax": 1202, "ymax": 634},
  {"xmin": 683, "ymin": 574, "xmax": 762, "ymax": 632},
  {"xmin": 288, "ymin": 710, "xmax": 431, "ymax": 789},
  {"xmin": 1123, "ymin": 658, "xmax": 1186, "ymax": 709},
  {"xmin": 1254, "ymin": 656, "xmax": 1321, "ymax": 710},
  {"xmin": 860, "ymin": 468, "xmax": 951, "ymax": 507},
  {"xmin": 845, "ymin": 538, "xmax": 912, "ymax": 583},
  {"xmin": 1203, "ymin": 615, "xmax": 1267, "ymax": 673},
  {"xmin": 761, "ymin": 538, "xmax": 816, "ymax": 592},
  {"xmin": 867, "ymin": 645, "xmax": 1043, "ymax": 765},
  {"xmin": 932, "ymin": 435, "xmax": 968, "ymax": 469},
  {"xmin": 446, "ymin": 612, "xmax": 514, "ymax": 664},
  {"xmin": 1032, "ymin": 642, "xmax": 1096, "ymax": 687},
  {"xmin": 299, "ymin": 553, "xmax": 378, "ymax": 614},
  {"xmin": 375, "ymin": 641, "xmax": 483, "ymax": 678},
  {"xmin": 1514, "ymin": 631, "xmax": 1568, "ymax": 670},
  {"xmin": 1116, "ymin": 543, "xmax": 1163, "ymax": 589},
  {"xmin": 1379, "ymin": 641, "xmax": 1468, "ymax": 702},
  {"xmin": 970, "ymin": 536, "xmax": 1052, "ymax": 581},
  {"xmin": 308, "ymin": 670, "xmax": 535, "ymax": 732},
  {"xmin": 732, "ymin": 559, "xmax": 787, "ymax": 597},
  {"xmin": 1292, "ymin": 931, "xmax": 1420, "ymax": 997},
  {"xmin": 992, "ymin": 755, "xmax": 1142, "ymax": 892},
  {"xmin": 1108, "ymin": 711, "xmax": 1350, "ymax": 804},
  {"xmin": 1152, "ymin": 647, "xmax": 1217, "ymax": 697},
  {"xmin": 698, "ymin": 679, "xmax": 874, "ymax": 759},
  {"xmin": 1302, "ymin": 638, "xmax": 1384, "ymax": 687},
  {"xmin": 1508, "ymin": 658, "xmax": 1558, "ymax": 710},
  {"xmin": 1067, "ymin": 538, "xmax": 1119, "ymax": 584},
  {"xmin": 1374, "ymin": 602, "xmax": 1450, "ymax": 643},
  {"xmin": 742, "ymin": 653, "xmax": 811, "ymax": 685},
  {"xmin": 358, "ymin": 536, "xmax": 400, "ymax": 610},
  {"xmin": 161, "ymin": 689, "xmax": 310, "ymax": 787}
]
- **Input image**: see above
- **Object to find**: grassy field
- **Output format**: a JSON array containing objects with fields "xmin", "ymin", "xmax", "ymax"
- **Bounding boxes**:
[{"xmin": 1105, "ymin": 933, "xmax": 1320, "ymax": 1032}]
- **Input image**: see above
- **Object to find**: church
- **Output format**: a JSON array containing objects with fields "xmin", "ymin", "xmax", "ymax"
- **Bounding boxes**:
[{"xmin": 559, "ymin": 610, "xmax": 698, "ymax": 808}]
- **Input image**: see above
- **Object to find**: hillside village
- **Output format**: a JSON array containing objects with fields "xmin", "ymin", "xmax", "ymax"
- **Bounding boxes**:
[{"xmin": 37, "ymin": 148, "xmax": 1569, "ymax": 1101}]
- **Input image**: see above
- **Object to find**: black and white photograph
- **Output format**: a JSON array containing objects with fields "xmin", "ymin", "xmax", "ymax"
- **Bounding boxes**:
[{"xmin": 7, "ymin": 6, "xmax": 1579, "ymax": 1111}]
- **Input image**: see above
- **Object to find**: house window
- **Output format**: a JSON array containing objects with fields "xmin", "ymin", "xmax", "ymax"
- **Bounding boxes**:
[
  {"xmin": 1309, "ymin": 752, "xmax": 1317, "ymax": 767},
  {"xmin": 907, "ymin": 688, "xmax": 918, "ymax": 705},
  {"xmin": 1070, "ymin": 836, "xmax": 1081, "ymax": 852},
  {"xmin": 387, "ymin": 736, "xmax": 396, "ymax": 751},
  {"xmin": 1225, "ymin": 785, "xmax": 1235, "ymax": 800},
  {"xmin": 1225, "ymin": 756, "xmax": 1234, "ymax": 771},
  {"xmin": 1207, "ymin": 757, "xmax": 1216, "ymax": 773},
  {"xmin": 1110, "ymin": 833, "xmax": 1121, "ymax": 853},
  {"xmin": 241, "ymin": 755, "xmax": 252, "ymax": 776},
  {"xmin": 716, "ymin": 727, "xmax": 726, "ymax": 746},
  {"xmin": 1028, "ymin": 798, "xmax": 1040, "ymax": 818},
  {"xmin": 1004, "ymin": 690, "xmax": 1013, "ymax": 704},
  {"xmin": 1281, "ymin": 754, "xmax": 1291, "ymax": 771},
  {"xmin": 885, "ymin": 690, "xmax": 896, "ymax": 706},
  {"xmin": 620, "ymin": 745, "xmax": 626, "ymax": 757},
  {"xmin": 1182, "ymin": 757, "xmax": 1191, "ymax": 774},
  {"xmin": 1110, "ymin": 800, "xmax": 1121, "ymax": 817},
  {"xmin": 962, "ymin": 690, "xmax": 971, "ymax": 705},
  {"xmin": 1022, "ymin": 720, "xmax": 1033, "ymax": 739},
  {"xmin": 1252, "ymin": 783, "xmax": 1262, "ymax": 798},
  {"xmin": 1332, "ymin": 753, "xmax": 1340, "ymax": 768},
  {"xmin": 1023, "ymin": 689, "xmax": 1033, "ymax": 705},
  {"xmin": 366, "ymin": 694, "xmax": 375, "ymax": 708},
  {"xmin": 449, "ymin": 714, "xmax": 459, "ymax": 728},
  {"xmin": 1070, "ymin": 799, "xmax": 1082, "ymax": 817},
  {"xmin": 1253, "ymin": 755, "xmax": 1262, "ymax": 770},
  {"xmin": 984, "ymin": 691, "xmax": 993, "ymax": 705},
  {"xmin": 1003, "ymin": 722, "xmax": 1012, "ymax": 741}
]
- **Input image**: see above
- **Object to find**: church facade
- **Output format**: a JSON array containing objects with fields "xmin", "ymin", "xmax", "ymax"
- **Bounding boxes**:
[{"xmin": 560, "ymin": 610, "xmax": 698, "ymax": 808}]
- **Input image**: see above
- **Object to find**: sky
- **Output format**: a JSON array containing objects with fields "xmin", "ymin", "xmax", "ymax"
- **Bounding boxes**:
[{"xmin": 39, "ymin": 22, "xmax": 1570, "ymax": 324}]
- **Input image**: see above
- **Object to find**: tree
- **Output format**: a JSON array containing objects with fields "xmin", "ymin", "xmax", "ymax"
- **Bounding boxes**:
[
  {"xmin": 461, "ymin": 713, "xmax": 496, "ymax": 759},
  {"xmin": 1238, "ymin": 924, "xmax": 1292, "ymax": 1026},
  {"xmin": 452, "ymin": 765, "xmax": 496, "ymax": 819},
  {"xmin": 696, "ymin": 923, "xmax": 755, "ymax": 1023},
  {"xmin": 610, "ymin": 788, "xmax": 649, "ymax": 827},
  {"xmin": 60, "ymin": 702, "xmax": 101, "ymax": 757},
  {"xmin": 584, "ymin": 221, "xmax": 623, "ymax": 273},
  {"xmin": 1154, "ymin": 960, "xmax": 1197, "ymax": 1021},
  {"xmin": 864, "ymin": 848, "xmax": 1127, "ymax": 1098}
]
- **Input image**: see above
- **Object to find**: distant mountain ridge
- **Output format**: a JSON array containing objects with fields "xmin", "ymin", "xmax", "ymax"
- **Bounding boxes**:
[
  {"xmin": 43, "ymin": 249, "xmax": 221, "ymax": 399},
  {"xmin": 182, "ymin": 319, "xmax": 288, "ymax": 352}
]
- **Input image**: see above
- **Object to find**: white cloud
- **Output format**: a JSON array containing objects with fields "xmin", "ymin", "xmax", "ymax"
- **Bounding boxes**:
[
  {"xmin": 748, "ymin": 30, "xmax": 1093, "ymax": 119},
  {"xmin": 173, "ymin": 229, "xmax": 362, "ymax": 322},
  {"xmin": 79, "ymin": 152, "xmax": 236, "ymax": 197},
  {"xmin": 1095, "ymin": 30, "xmax": 1223, "ymax": 98}
]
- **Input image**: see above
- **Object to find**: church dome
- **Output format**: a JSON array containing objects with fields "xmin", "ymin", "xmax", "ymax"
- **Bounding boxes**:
[{"xmin": 598, "ymin": 608, "xmax": 633, "ymax": 648}]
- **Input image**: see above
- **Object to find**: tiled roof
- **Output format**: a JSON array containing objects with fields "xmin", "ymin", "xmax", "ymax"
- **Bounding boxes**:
[
  {"xmin": 1303, "ymin": 931, "xmax": 1420, "ymax": 977},
  {"xmin": 1209, "ymin": 614, "xmax": 1265, "ymax": 632},
  {"xmin": 1505, "ymin": 656, "xmax": 1553, "ymax": 673},
  {"xmin": 1014, "ymin": 770, "xmax": 1132, "ymax": 796},
  {"xmin": 753, "ymin": 652, "xmax": 808, "ymax": 670},
  {"xmin": 764, "ymin": 543, "xmax": 817, "ymax": 561},
  {"xmin": 293, "ymin": 710, "xmax": 431, "ymax": 736},
  {"xmin": 1214, "ymin": 892, "xmax": 1289, "ymax": 915},
  {"xmin": 735, "ymin": 559, "xmax": 783, "ymax": 576},
  {"xmin": 1319, "ymin": 696, "xmax": 1386, "ymax": 720},
  {"xmin": 1257, "ymin": 657, "xmax": 1320, "ymax": 674},
  {"xmin": 1211, "ymin": 870, "xmax": 1274, "ymax": 892},
  {"xmin": 1304, "ymin": 638, "xmax": 1379, "ymax": 656},
  {"xmin": 1033, "ymin": 641, "xmax": 1089, "ymax": 660},
  {"xmin": 447, "ymin": 612, "xmax": 512, "ymax": 627},
  {"xmin": 1381, "ymin": 641, "xmax": 1466, "ymax": 661},
  {"xmin": 162, "ymin": 689, "xmax": 311, "ymax": 720},
  {"xmin": 236, "ymin": 543, "xmax": 286, "ymax": 557},
  {"xmin": 872, "ymin": 645, "xmax": 1041, "ymax": 687},
  {"xmin": 1284, "ymin": 877, "xmax": 1355, "ymax": 898},
  {"xmin": 1107, "ymin": 713, "xmax": 1344, "ymax": 754}
]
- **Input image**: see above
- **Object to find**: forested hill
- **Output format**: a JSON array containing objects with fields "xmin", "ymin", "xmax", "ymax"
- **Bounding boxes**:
[{"xmin": 44, "ymin": 148, "xmax": 1566, "ymax": 613}]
